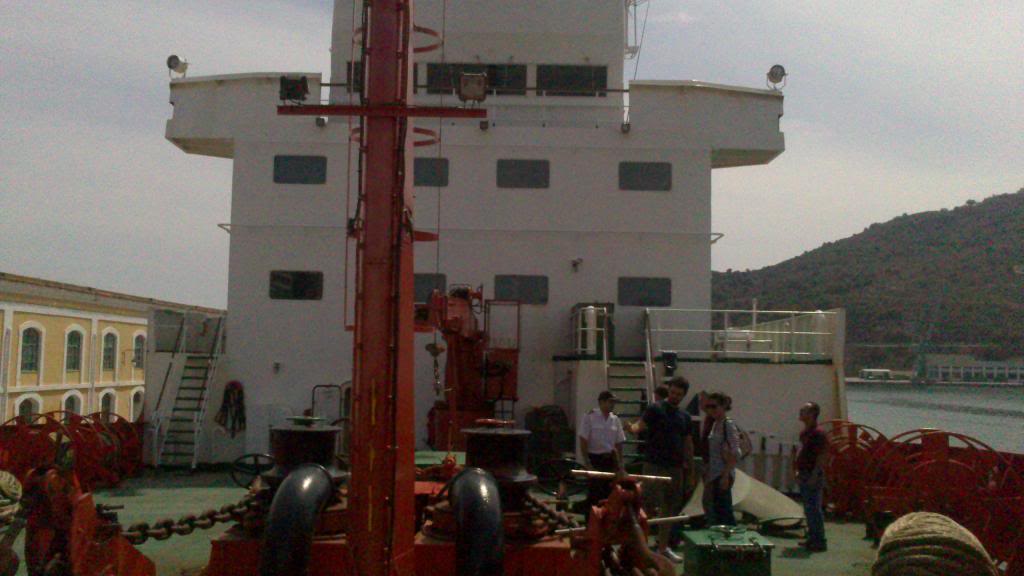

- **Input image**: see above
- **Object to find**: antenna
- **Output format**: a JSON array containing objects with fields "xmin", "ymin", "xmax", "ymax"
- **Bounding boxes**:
[
  {"xmin": 166, "ymin": 55, "xmax": 189, "ymax": 78},
  {"xmin": 766, "ymin": 64, "xmax": 787, "ymax": 90}
]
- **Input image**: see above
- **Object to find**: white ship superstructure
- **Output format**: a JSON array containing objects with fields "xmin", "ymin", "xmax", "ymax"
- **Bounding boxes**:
[{"xmin": 158, "ymin": 0, "xmax": 844, "ymax": 463}]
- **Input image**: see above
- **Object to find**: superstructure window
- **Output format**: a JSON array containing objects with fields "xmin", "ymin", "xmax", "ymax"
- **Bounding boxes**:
[
  {"xmin": 102, "ymin": 333, "xmax": 117, "ymax": 371},
  {"xmin": 619, "ymin": 162, "xmax": 672, "ymax": 191},
  {"xmin": 497, "ymin": 160, "xmax": 550, "ymax": 189},
  {"xmin": 270, "ymin": 271, "xmax": 324, "ymax": 300},
  {"xmin": 20, "ymin": 328, "xmax": 41, "ymax": 372},
  {"xmin": 495, "ymin": 275, "xmax": 549, "ymax": 305},
  {"xmin": 414, "ymin": 158, "xmax": 449, "ymax": 187},
  {"xmin": 346, "ymin": 61, "xmax": 364, "ymax": 94},
  {"xmin": 414, "ymin": 273, "xmax": 447, "ymax": 303},
  {"xmin": 426, "ymin": 63, "xmax": 527, "ymax": 96},
  {"xmin": 273, "ymin": 156, "xmax": 327, "ymax": 184},
  {"xmin": 618, "ymin": 277, "xmax": 672, "ymax": 307},
  {"xmin": 537, "ymin": 65, "xmax": 607, "ymax": 97},
  {"xmin": 66, "ymin": 331, "xmax": 83, "ymax": 371}
]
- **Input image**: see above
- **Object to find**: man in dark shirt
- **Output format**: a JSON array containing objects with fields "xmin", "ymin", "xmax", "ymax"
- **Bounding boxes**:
[
  {"xmin": 628, "ymin": 377, "xmax": 694, "ymax": 563},
  {"xmin": 795, "ymin": 401, "xmax": 828, "ymax": 552}
]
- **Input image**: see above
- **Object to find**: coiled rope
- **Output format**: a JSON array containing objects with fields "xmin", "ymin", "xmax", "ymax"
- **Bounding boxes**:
[{"xmin": 872, "ymin": 512, "xmax": 999, "ymax": 576}]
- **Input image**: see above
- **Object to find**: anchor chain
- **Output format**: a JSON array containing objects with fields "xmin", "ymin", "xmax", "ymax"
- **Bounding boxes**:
[{"xmin": 122, "ymin": 492, "xmax": 263, "ymax": 545}]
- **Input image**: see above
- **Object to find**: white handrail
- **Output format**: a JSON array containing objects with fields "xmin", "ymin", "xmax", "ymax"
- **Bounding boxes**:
[{"xmin": 643, "ymin": 310, "xmax": 656, "ymax": 400}]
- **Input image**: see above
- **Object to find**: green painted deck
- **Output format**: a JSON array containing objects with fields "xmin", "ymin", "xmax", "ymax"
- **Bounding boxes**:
[{"xmin": 11, "ymin": 470, "xmax": 876, "ymax": 575}]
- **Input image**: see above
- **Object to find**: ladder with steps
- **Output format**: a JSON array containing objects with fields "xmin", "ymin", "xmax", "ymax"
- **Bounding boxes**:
[
  {"xmin": 605, "ymin": 360, "xmax": 650, "ymax": 463},
  {"xmin": 157, "ymin": 318, "xmax": 223, "ymax": 469}
]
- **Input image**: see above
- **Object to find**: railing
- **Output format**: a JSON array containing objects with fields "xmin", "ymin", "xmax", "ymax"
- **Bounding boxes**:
[
  {"xmin": 189, "ymin": 316, "xmax": 225, "ymax": 469},
  {"xmin": 645, "ymin": 307, "xmax": 839, "ymax": 363}
]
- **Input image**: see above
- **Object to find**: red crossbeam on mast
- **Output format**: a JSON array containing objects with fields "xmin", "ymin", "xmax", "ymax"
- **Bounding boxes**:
[
  {"xmin": 277, "ymin": 104, "xmax": 487, "ymax": 119},
  {"xmin": 276, "ymin": 2, "xmax": 485, "ymax": 575}
]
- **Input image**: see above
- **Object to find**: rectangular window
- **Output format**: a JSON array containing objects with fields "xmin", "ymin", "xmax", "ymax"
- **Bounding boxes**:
[
  {"xmin": 537, "ymin": 65, "xmax": 608, "ymax": 97},
  {"xmin": 414, "ymin": 158, "xmax": 449, "ymax": 187},
  {"xmin": 618, "ymin": 277, "xmax": 672, "ymax": 307},
  {"xmin": 66, "ymin": 333, "xmax": 82, "ymax": 371},
  {"xmin": 270, "ymin": 271, "xmax": 324, "ymax": 300},
  {"xmin": 497, "ymin": 159, "xmax": 550, "ymax": 189},
  {"xmin": 426, "ymin": 63, "xmax": 527, "ymax": 96},
  {"xmin": 619, "ymin": 162, "xmax": 672, "ymax": 191},
  {"xmin": 346, "ymin": 61, "xmax": 363, "ymax": 94},
  {"xmin": 273, "ymin": 155, "xmax": 327, "ymax": 184},
  {"xmin": 414, "ymin": 273, "xmax": 447, "ymax": 303},
  {"xmin": 495, "ymin": 275, "xmax": 549, "ymax": 305}
]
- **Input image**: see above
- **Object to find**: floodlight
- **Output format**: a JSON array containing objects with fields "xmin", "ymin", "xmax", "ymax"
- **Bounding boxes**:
[
  {"xmin": 458, "ymin": 72, "xmax": 488, "ymax": 103},
  {"xmin": 767, "ymin": 64, "xmax": 787, "ymax": 89},
  {"xmin": 166, "ymin": 55, "xmax": 189, "ymax": 78}
]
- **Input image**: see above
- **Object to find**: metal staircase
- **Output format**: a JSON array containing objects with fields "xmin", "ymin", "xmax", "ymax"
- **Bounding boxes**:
[
  {"xmin": 157, "ymin": 318, "xmax": 223, "ymax": 469},
  {"xmin": 606, "ymin": 360, "xmax": 649, "ymax": 462}
]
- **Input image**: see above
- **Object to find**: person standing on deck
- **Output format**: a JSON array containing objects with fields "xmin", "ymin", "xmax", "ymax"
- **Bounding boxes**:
[
  {"xmin": 796, "ymin": 402, "xmax": 828, "ymax": 552},
  {"xmin": 701, "ymin": 392, "xmax": 742, "ymax": 526},
  {"xmin": 579, "ymin": 391, "xmax": 626, "ymax": 513},
  {"xmin": 627, "ymin": 377, "xmax": 694, "ymax": 564}
]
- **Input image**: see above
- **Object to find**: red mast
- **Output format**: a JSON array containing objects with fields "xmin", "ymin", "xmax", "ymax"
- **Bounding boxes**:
[
  {"xmin": 348, "ymin": 0, "xmax": 416, "ymax": 573},
  {"xmin": 278, "ymin": 2, "xmax": 484, "ymax": 574}
]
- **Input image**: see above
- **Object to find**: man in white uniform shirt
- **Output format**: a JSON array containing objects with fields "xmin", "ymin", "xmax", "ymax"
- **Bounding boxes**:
[{"xmin": 579, "ymin": 390, "xmax": 626, "ymax": 513}]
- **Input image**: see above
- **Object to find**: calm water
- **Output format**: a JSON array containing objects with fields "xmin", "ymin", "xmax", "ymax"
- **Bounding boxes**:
[{"xmin": 846, "ymin": 383, "xmax": 1024, "ymax": 453}]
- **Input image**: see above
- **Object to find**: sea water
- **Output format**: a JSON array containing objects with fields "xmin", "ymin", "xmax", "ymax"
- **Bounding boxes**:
[{"xmin": 846, "ymin": 383, "xmax": 1024, "ymax": 453}]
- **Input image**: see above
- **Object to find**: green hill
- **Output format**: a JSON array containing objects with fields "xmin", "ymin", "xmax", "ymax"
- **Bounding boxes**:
[{"xmin": 712, "ymin": 188, "xmax": 1024, "ymax": 372}]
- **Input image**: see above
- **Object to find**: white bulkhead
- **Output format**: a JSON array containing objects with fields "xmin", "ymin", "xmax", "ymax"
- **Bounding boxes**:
[{"xmin": 165, "ymin": 0, "xmax": 786, "ymax": 458}]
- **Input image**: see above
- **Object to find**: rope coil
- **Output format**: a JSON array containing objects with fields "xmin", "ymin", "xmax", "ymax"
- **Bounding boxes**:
[{"xmin": 872, "ymin": 512, "xmax": 999, "ymax": 576}]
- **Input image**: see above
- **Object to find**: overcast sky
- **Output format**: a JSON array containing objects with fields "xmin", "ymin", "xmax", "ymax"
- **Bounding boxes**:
[{"xmin": 1, "ymin": 1, "xmax": 1021, "ymax": 308}]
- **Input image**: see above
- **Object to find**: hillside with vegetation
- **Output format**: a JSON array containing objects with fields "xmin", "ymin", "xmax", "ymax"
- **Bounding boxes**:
[{"xmin": 712, "ymin": 188, "xmax": 1024, "ymax": 372}]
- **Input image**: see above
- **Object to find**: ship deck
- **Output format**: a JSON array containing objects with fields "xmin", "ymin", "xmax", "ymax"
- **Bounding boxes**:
[{"xmin": 11, "ymin": 470, "xmax": 877, "ymax": 576}]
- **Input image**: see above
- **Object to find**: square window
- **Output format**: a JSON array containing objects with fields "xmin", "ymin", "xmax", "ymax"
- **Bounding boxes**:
[
  {"xmin": 414, "ymin": 273, "xmax": 447, "ymax": 303},
  {"xmin": 495, "ymin": 275, "xmax": 548, "ymax": 305},
  {"xmin": 270, "ymin": 271, "xmax": 324, "ymax": 300},
  {"xmin": 497, "ymin": 159, "xmax": 550, "ymax": 189},
  {"xmin": 618, "ymin": 277, "xmax": 672, "ymax": 307},
  {"xmin": 619, "ymin": 162, "xmax": 672, "ymax": 191},
  {"xmin": 414, "ymin": 158, "xmax": 449, "ymax": 187},
  {"xmin": 274, "ymin": 156, "xmax": 327, "ymax": 184}
]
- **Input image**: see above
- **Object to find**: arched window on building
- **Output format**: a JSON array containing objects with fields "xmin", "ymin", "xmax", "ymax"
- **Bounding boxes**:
[
  {"xmin": 63, "ymin": 393, "xmax": 82, "ymax": 415},
  {"xmin": 17, "ymin": 396, "xmax": 41, "ymax": 419},
  {"xmin": 21, "ymin": 328, "xmax": 41, "ymax": 373},
  {"xmin": 100, "ymin": 391, "xmax": 116, "ymax": 417},
  {"xmin": 133, "ymin": 335, "xmax": 146, "ymax": 369},
  {"xmin": 131, "ymin": 389, "xmax": 145, "ymax": 422},
  {"xmin": 66, "ymin": 331, "xmax": 83, "ymax": 372},
  {"xmin": 102, "ymin": 333, "xmax": 117, "ymax": 371}
]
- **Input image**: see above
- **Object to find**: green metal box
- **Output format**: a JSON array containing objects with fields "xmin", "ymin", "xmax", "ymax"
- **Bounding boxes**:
[{"xmin": 682, "ymin": 528, "xmax": 774, "ymax": 576}]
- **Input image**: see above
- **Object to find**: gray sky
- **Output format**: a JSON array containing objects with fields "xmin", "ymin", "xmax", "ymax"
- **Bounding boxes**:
[{"xmin": 1, "ymin": 1, "xmax": 1021, "ymax": 308}]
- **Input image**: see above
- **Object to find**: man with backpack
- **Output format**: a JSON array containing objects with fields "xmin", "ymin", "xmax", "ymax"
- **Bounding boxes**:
[{"xmin": 700, "ymin": 391, "xmax": 745, "ymax": 526}]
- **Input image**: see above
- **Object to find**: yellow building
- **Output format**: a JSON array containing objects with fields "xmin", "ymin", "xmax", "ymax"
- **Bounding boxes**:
[{"xmin": 1, "ymin": 272, "xmax": 222, "ymax": 422}]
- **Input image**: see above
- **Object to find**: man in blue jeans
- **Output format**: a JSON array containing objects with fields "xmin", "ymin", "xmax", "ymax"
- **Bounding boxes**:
[{"xmin": 795, "ymin": 402, "xmax": 828, "ymax": 552}]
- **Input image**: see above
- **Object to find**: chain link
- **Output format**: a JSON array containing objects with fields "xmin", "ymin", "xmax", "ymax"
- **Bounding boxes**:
[{"xmin": 122, "ymin": 493, "xmax": 260, "ymax": 545}]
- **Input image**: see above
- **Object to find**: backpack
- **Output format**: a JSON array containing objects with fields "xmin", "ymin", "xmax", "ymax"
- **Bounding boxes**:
[{"xmin": 724, "ymin": 417, "xmax": 754, "ymax": 461}]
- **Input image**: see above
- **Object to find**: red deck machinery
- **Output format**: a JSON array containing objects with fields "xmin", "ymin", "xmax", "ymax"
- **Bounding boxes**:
[{"xmin": 419, "ymin": 287, "xmax": 521, "ymax": 450}]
